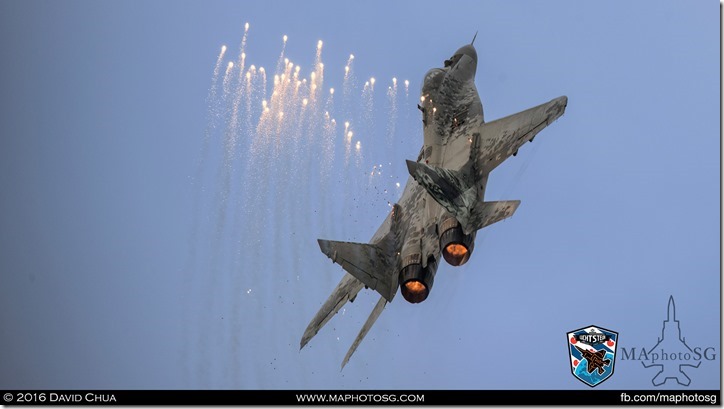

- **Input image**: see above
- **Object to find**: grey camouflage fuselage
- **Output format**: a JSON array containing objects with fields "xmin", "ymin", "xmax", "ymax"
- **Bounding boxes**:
[{"xmin": 301, "ymin": 40, "xmax": 568, "ymax": 369}]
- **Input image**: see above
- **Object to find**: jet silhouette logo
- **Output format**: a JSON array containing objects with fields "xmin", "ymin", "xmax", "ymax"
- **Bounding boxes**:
[
  {"xmin": 638, "ymin": 296, "xmax": 707, "ymax": 386},
  {"xmin": 619, "ymin": 296, "xmax": 718, "ymax": 386},
  {"xmin": 567, "ymin": 325, "xmax": 618, "ymax": 387}
]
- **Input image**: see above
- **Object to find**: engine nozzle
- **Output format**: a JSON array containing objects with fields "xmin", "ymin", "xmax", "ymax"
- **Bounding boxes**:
[
  {"xmin": 443, "ymin": 243, "xmax": 470, "ymax": 266},
  {"xmin": 402, "ymin": 279, "xmax": 428, "ymax": 304},
  {"xmin": 439, "ymin": 222, "xmax": 475, "ymax": 266},
  {"xmin": 399, "ymin": 256, "xmax": 438, "ymax": 304}
]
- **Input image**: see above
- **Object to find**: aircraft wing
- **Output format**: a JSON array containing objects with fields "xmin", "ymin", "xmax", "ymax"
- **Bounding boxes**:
[
  {"xmin": 300, "ymin": 204, "xmax": 402, "ymax": 367},
  {"xmin": 475, "ymin": 96, "xmax": 567, "ymax": 173}
]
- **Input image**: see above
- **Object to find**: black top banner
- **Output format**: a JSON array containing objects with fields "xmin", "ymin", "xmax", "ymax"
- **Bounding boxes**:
[{"xmin": 1, "ymin": 390, "xmax": 720, "ymax": 406}]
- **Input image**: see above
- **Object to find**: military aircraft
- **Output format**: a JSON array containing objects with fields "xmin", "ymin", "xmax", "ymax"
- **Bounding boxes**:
[
  {"xmin": 300, "ymin": 37, "xmax": 568, "ymax": 368},
  {"xmin": 575, "ymin": 345, "xmax": 612, "ymax": 375}
]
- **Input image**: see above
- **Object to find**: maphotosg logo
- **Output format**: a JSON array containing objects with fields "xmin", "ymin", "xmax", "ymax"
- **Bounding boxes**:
[
  {"xmin": 567, "ymin": 325, "xmax": 618, "ymax": 387},
  {"xmin": 620, "ymin": 296, "xmax": 717, "ymax": 386}
]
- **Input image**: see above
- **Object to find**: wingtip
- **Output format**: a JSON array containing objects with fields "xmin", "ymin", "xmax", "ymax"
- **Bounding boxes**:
[{"xmin": 317, "ymin": 238, "xmax": 331, "ymax": 256}]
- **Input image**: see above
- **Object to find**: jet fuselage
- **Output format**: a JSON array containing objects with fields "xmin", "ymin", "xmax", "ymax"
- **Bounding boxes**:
[{"xmin": 302, "ymin": 40, "xmax": 568, "ymax": 368}]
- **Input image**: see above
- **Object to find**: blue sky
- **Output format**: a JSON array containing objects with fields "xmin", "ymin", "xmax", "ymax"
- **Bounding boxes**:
[{"xmin": 0, "ymin": 0, "xmax": 719, "ymax": 390}]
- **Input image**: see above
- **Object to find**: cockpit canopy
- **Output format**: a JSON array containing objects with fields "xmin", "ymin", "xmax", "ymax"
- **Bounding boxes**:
[
  {"xmin": 421, "ymin": 43, "xmax": 479, "ymax": 98},
  {"xmin": 421, "ymin": 68, "xmax": 445, "ymax": 96}
]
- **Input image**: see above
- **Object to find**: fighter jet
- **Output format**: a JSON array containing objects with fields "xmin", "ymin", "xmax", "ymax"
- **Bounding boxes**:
[
  {"xmin": 575, "ymin": 345, "xmax": 612, "ymax": 375},
  {"xmin": 300, "ymin": 37, "xmax": 568, "ymax": 368}
]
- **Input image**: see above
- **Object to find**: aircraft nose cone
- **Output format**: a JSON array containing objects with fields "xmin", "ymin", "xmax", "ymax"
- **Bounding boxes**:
[{"xmin": 456, "ymin": 44, "xmax": 477, "ymax": 64}]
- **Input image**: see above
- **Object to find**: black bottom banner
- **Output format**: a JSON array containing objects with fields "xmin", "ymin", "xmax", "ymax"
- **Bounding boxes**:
[{"xmin": 1, "ymin": 390, "xmax": 720, "ymax": 406}]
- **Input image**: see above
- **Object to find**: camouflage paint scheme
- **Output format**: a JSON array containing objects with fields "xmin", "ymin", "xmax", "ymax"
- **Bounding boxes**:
[{"xmin": 301, "ymin": 40, "xmax": 568, "ymax": 369}]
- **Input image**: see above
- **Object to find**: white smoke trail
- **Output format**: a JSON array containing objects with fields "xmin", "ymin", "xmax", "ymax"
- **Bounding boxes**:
[
  {"xmin": 221, "ymin": 62, "xmax": 235, "ymax": 108},
  {"xmin": 275, "ymin": 34, "xmax": 288, "ymax": 75},
  {"xmin": 354, "ymin": 139, "xmax": 363, "ymax": 169},
  {"xmin": 217, "ymin": 24, "xmax": 251, "ymax": 239},
  {"xmin": 242, "ymin": 22, "xmax": 249, "ymax": 52},
  {"xmin": 341, "ymin": 54, "xmax": 356, "ymax": 122},
  {"xmin": 189, "ymin": 26, "xmax": 419, "ymax": 388},
  {"xmin": 343, "ymin": 121, "xmax": 352, "ymax": 167},
  {"xmin": 386, "ymin": 78, "xmax": 398, "ymax": 144},
  {"xmin": 209, "ymin": 46, "xmax": 228, "ymax": 118},
  {"xmin": 182, "ymin": 43, "xmax": 228, "ymax": 386},
  {"xmin": 319, "ymin": 88, "xmax": 335, "ymax": 178},
  {"xmin": 243, "ymin": 66, "xmax": 255, "ymax": 138},
  {"xmin": 361, "ymin": 79, "xmax": 374, "ymax": 132}
]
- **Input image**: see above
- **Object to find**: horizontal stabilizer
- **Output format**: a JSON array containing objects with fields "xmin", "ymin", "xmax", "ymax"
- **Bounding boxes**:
[
  {"xmin": 469, "ymin": 200, "xmax": 520, "ymax": 232},
  {"xmin": 318, "ymin": 239, "xmax": 398, "ymax": 302},
  {"xmin": 341, "ymin": 296, "xmax": 387, "ymax": 369}
]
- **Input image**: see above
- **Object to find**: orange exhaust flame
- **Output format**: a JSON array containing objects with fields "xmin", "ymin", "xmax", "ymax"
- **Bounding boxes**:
[
  {"xmin": 401, "ymin": 280, "xmax": 428, "ymax": 303},
  {"xmin": 443, "ymin": 243, "xmax": 469, "ymax": 266}
]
